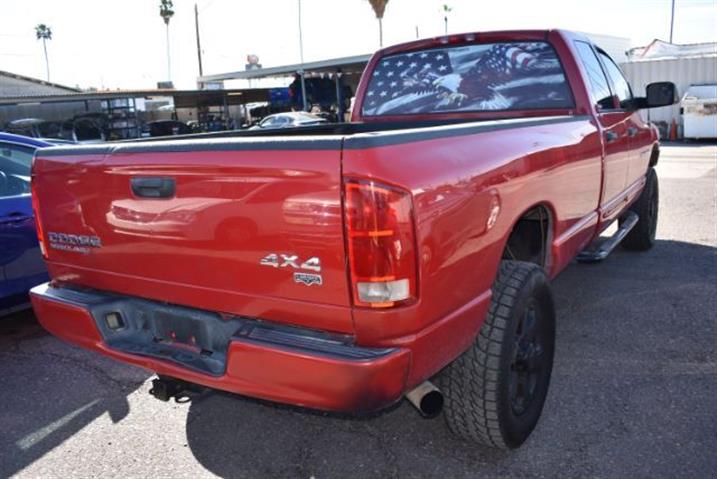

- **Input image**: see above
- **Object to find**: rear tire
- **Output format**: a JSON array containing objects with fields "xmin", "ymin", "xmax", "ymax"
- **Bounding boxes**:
[
  {"xmin": 441, "ymin": 260, "xmax": 555, "ymax": 449},
  {"xmin": 622, "ymin": 167, "xmax": 659, "ymax": 251}
]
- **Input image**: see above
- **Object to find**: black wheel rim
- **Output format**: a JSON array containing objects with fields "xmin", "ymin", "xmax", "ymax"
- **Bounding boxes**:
[{"xmin": 509, "ymin": 300, "xmax": 546, "ymax": 416}]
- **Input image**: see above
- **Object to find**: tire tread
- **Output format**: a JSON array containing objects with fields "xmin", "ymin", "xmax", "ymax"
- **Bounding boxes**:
[
  {"xmin": 441, "ymin": 260, "xmax": 547, "ymax": 449},
  {"xmin": 622, "ymin": 167, "xmax": 659, "ymax": 251}
]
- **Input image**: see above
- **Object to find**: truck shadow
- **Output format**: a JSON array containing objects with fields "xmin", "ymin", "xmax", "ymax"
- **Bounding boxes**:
[
  {"xmin": 183, "ymin": 239, "xmax": 717, "ymax": 478},
  {"xmin": 0, "ymin": 311, "xmax": 148, "ymax": 478}
]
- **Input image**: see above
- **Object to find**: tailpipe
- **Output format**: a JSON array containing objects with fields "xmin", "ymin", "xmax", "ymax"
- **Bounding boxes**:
[
  {"xmin": 405, "ymin": 381, "xmax": 444, "ymax": 418},
  {"xmin": 149, "ymin": 376, "xmax": 187, "ymax": 402}
]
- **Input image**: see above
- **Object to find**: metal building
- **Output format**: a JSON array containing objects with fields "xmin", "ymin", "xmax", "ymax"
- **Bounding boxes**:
[
  {"xmin": 0, "ymin": 70, "xmax": 82, "ymax": 125},
  {"xmin": 620, "ymin": 42, "xmax": 717, "ymax": 134}
]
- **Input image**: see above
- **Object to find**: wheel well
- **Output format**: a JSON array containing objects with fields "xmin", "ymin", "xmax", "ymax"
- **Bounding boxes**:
[
  {"xmin": 649, "ymin": 144, "xmax": 659, "ymax": 167},
  {"xmin": 502, "ymin": 205, "xmax": 552, "ymax": 269}
]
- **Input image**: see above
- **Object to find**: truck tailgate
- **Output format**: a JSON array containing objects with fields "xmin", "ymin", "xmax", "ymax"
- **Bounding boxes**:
[{"xmin": 33, "ymin": 138, "xmax": 352, "ymax": 333}]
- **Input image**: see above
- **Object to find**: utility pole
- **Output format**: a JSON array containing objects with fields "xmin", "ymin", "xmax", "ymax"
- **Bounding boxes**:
[
  {"xmin": 195, "ymin": 3, "xmax": 204, "ymax": 79},
  {"xmin": 298, "ymin": 0, "xmax": 307, "ymax": 111},
  {"xmin": 669, "ymin": 0, "xmax": 676, "ymax": 43}
]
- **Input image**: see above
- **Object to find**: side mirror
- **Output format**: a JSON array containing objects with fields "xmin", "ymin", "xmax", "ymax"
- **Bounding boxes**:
[{"xmin": 644, "ymin": 82, "xmax": 679, "ymax": 108}]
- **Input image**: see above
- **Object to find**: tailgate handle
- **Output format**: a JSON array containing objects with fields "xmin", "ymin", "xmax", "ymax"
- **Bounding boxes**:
[{"xmin": 131, "ymin": 177, "xmax": 175, "ymax": 199}]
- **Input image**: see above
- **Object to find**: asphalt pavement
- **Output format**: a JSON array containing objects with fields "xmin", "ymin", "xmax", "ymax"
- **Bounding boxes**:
[{"xmin": 1, "ymin": 143, "xmax": 715, "ymax": 478}]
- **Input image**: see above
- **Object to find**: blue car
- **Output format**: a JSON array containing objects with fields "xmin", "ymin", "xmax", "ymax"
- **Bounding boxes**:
[{"xmin": 0, "ymin": 133, "xmax": 51, "ymax": 314}]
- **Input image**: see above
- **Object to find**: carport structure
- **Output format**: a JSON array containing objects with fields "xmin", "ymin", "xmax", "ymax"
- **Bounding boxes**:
[
  {"xmin": 198, "ymin": 54, "xmax": 372, "ymax": 121},
  {"xmin": 0, "ymin": 88, "xmax": 274, "ymax": 139},
  {"xmin": 0, "ymin": 88, "xmax": 273, "ymax": 109}
]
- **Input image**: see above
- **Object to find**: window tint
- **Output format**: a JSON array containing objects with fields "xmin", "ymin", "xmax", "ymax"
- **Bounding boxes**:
[
  {"xmin": 598, "ymin": 50, "xmax": 632, "ymax": 106},
  {"xmin": 0, "ymin": 143, "xmax": 34, "ymax": 174},
  {"xmin": 574, "ymin": 41, "xmax": 615, "ymax": 110},
  {"xmin": 362, "ymin": 41, "xmax": 574, "ymax": 116},
  {"xmin": 0, "ymin": 154, "xmax": 32, "ymax": 197}
]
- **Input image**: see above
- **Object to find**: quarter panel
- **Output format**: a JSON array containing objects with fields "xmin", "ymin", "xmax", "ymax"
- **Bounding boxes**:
[{"xmin": 343, "ymin": 117, "xmax": 602, "ymax": 347}]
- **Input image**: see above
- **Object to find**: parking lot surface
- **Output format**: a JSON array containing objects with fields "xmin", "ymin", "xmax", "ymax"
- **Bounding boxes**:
[{"xmin": 1, "ymin": 144, "xmax": 715, "ymax": 478}]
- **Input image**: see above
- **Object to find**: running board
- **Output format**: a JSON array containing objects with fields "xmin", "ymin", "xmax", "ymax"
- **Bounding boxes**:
[{"xmin": 577, "ymin": 212, "xmax": 639, "ymax": 263}]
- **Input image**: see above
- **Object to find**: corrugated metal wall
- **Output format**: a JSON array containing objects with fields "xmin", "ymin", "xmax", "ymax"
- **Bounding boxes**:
[{"xmin": 621, "ymin": 56, "xmax": 717, "ymax": 127}]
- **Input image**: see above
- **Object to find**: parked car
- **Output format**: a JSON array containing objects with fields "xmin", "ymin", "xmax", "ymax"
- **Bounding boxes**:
[
  {"xmin": 145, "ymin": 120, "xmax": 192, "ymax": 138},
  {"xmin": 0, "ymin": 133, "xmax": 51, "ymax": 314},
  {"xmin": 250, "ymin": 111, "xmax": 327, "ymax": 129},
  {"xmin": 5, "ymin": 118, "xmax": 72, "ymax": 142},
  {"xmin": 4, "ymin": 118, "xmax": 85, "ymax": 143},
  {"xmin": 30, "ymin": 30, "xmax": 676, "ymax": 449}
]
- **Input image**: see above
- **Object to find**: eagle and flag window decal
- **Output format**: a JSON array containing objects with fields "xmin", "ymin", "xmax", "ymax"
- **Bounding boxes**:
[{"xmin": 362, "ymin": 42, "xmax": 574, "ymax": 116}]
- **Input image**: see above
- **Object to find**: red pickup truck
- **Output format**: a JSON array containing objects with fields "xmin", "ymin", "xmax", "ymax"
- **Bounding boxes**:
[{"xmin": 30, "ymin": 30, "xmax": 676, "ymax": 449}]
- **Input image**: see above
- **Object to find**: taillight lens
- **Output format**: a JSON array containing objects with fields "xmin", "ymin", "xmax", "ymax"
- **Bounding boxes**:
[
  {"xmin": 31, "ymin": 177, "xmax": 48, "ymax": 259},
  {"xmin": 344, "ymin": 180, "xmax": 417, "ymax": 308}
]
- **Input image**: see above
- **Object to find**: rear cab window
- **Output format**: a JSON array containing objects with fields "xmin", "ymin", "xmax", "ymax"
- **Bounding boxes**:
[{"xmin": 361, "ymin": 41, "xmax": 574, "ymax": 117}]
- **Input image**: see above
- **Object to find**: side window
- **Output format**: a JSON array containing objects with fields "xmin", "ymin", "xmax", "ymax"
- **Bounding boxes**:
[
  {"xmin": 574, "ymin": 41, "xmax": 615, "ymax": 111},
  {"xmin": 0, "ymin": 143, "xmax": 35, "ymax": 171},
  {"xmin": 598, "ymin": 50, "xmax": 633, "ymax": 107},
  {"xmin": 0, "ymin": 154, "xmax": 32, "ymax": 197}
]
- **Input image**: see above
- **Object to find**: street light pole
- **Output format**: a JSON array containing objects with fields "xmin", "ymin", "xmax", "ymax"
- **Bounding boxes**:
[
  {"xmin": 298, "ymin": 0, "xmax": 308, "ymax": 111},
  {"xmin": 195, "ymin": 3, "xmax": 204, "ymax": 79},
  {"xmin": 669, "ymin": 0, "xmax": 676, "ymax": 43}
]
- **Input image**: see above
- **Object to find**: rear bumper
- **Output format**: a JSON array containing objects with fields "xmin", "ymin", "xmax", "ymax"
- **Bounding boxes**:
[{"xmin": 30, "ymin": 283, "xmax": 411, "ymax": 413}]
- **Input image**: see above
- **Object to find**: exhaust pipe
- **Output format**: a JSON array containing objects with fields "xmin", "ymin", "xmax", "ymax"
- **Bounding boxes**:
[
  {"xmin": 405, "ymin": 381, "xmax": 444, "ymax": 418},
  {"xmin": 149, "ymin": 376, "xmax": 188, "ymax": 402}
]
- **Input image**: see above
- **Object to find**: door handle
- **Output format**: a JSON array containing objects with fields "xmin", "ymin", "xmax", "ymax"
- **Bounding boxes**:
[
  {"xmin": 605, "ymin": 131, "xmax": 619, "ymax": 143},
  {"xmin": 627, "ymin": 127, "xmax": 638, "ymax": 138},
  {"xmin": 0, "ymin": 212, "xmax": 32, "ymax": 225},
  {"xmin": 130, "ymin": 177, "xmax": 176, "ymax": 199}
]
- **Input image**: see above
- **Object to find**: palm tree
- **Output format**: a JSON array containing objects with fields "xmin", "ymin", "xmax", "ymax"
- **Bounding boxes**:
[
  {"xmin": 442, "ymin": 4, "xmax": 452, "ymax": 35},
  {"xmin": 159, "ymin": 0, "xmax": 175, "ymax": 81},
  {"xmin": 35, "ymin": 24, "xmax": 52, "ymax": 81},
  {"xmin": 368, "ymin": 0, "xmax": 389, "ymax": 47}
]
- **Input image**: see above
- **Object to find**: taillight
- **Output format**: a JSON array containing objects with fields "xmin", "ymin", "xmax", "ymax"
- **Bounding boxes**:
[
  {"xmin": 344, "ymin": 180, "xmax": 417, "ymax": 308},
  {"xmin": 31, "ymin": 177, "xmax": 48, "ymax": 259}
]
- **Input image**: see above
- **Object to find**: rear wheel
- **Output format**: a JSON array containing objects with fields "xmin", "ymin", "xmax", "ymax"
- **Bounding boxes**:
[
  {"xmin": 441, "ymin": 260, "xmax": 555, "ymax": 449},
  {"xmin": 622, "ymin": 167, "xmax": 659, "ymax": 251}
]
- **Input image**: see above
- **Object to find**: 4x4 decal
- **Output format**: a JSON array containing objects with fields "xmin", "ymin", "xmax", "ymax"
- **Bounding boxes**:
[{"xmin": 260, "ymin": 253, "xmax": 323, "ymax": 286}]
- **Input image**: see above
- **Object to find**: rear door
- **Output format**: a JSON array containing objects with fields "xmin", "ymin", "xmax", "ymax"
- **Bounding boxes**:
[
  {"xmin": 0, "ymin": 144, "xmax": 46, "ymax": 301},
  {"xmin": 33, "ymin": 137, "xmax": 353, "ymax": 333},
  {"xmin": 574, "ymin": 41, "xmax": 632, "ymax": 210}
]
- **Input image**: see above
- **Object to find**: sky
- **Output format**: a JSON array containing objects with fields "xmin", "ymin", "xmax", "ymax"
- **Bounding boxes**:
[{"xmin": 1, "ymin": 0, "xmax": 716, "ymax": 91}]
